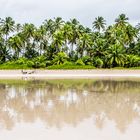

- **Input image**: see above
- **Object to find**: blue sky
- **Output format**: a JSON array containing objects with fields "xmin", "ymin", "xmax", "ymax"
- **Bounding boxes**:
[{"xmin": 0, "ymin": 0, "xmax": 139, "ymax": 27}]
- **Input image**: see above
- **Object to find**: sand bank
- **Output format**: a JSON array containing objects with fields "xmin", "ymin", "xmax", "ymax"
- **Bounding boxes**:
[{"xmin": 0, "ymin": 70, "xmax": 140, "ymax": 79}]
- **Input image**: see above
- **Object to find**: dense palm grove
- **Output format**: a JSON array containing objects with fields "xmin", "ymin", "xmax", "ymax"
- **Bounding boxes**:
[{"xmin": 0, "ymin": 14, "xmax": 140, "ymax": 69}]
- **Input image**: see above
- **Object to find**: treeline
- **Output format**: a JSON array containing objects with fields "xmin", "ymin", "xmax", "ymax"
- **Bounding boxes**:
[{"xmin": 0, "ymin": 14, "xmax": 140, "ymax": 69}]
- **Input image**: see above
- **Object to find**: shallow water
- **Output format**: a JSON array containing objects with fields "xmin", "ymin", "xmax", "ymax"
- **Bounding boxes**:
[{"xmin": 0, "ymin": 79, "xmax": 140, "ymax": 140}]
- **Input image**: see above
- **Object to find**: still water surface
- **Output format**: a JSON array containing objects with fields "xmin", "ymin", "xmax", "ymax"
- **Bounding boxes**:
[{"xmin": 0, "ymin": 79, "xmax": 140, "ymax": 140}]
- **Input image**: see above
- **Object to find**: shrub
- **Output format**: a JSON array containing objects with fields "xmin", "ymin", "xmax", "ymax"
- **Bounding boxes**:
[
  {"xmin": 125, "ymin": 55, "xmax": 140, "ymax": 67},
  {"xmin": 0, "ymin": 61, "xmax": 29, "ymax": 69},
  {"xmin": 46, "ymin": 61, "xmax": 52, "ymax": 67},
  {"xmin": 26, "ymin": 61, "xmax": 34, "ymax": 67},
  {"xmin": 32, "ymin": 56, "xmax": 47, "ymax": 68},
  {"xmin": 63, "ymin": 61, "xmax": 74, "ymax": 66},
  {"xmin": 75, "ymin": 59, "xmax": 85, "ymax": 66},
  {"xmin": 52, "ymin": 52, "xmax": 68, "ymax": 65},
  {"xmin": 47, "ymin": 64, "xmax": 95, "ymax": 69},
  {"xmin": 82, "ymin": 56, "xmax": 92, "ymax": 65},
  {"xmin": 15, "ymin": 57, "xmax": 28, "ymax": 65},
  {"xmin": 93, "ymin": 58, "xmax": 104, "ymax": 68},
  {"xmin": 24, "ymin": 47, "xmax": 39, "ymax": 59}
]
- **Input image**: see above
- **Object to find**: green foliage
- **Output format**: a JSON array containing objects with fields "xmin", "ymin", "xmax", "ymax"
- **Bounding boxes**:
[
  {"xmin": 106, "ymin": 44, "xmax": 126, "ymax": 67},
  {"xmin": 0, "ymin": 46, "xmax": 11, "ymax": 63},
  {"xmin": 26, "ymin": 61, "xmax": 34, "ymax": 67},
  {"xmin": 32, "ymin": 56, "xmax": 47, "ymax": 68},
  {"xmin": 63, "ymin": 61, "xmax": 74, "ymax": 65},
  {"xmin": 0, "ymin": 61, "xmax": 29, "ymax": 69},
  {"xmin": 82, "ymin": 56, "xmax": 92, "ymax": 65},
  {"xmin": 93, "ymin": 58, "xmax": 104, "ymax": 68},
  {"xmin": 47, "ymin": 64, "xmax": 95, "ymax": 69},
  {"xmin": 0, "ymin": 15, "xmax": 140, "ymax": 69},
  {"xmin": 52, "ymin": 52, "xmax": 68, "ymax": 65},
  {"xmin": 24, "ymin": 47, "xmax": 39, "ymax": 59},
  {"xmin": 0, "ymin": 64, "xmax": 28, "ymax": 69},
  {"xmin": 14, "ymin": 57, "xmax": 28, "ymax": 65},
  {"xmin": 75, "ymin": 59, "xmax": 85, "ymax": 66},
  {"xmin": 125, "ymin": 55, "xmax": 140, "ymax": 67},
  {"xmin": 93, "ymin": 16, "xmax": 106, "ymax": 32}
]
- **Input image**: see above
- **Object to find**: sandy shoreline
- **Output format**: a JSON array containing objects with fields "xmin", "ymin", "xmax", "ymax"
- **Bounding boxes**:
[{"xmin": 0, "ymin": 70, "xmax": 140, "ymax": 79}]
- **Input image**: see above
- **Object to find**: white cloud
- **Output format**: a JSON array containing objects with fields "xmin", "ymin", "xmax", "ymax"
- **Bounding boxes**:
[{"xmin": 0, "ymin": 0, "xmax": 139, "ymax": 26}]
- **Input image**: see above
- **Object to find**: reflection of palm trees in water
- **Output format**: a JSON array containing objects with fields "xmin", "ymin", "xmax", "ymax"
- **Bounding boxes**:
[{"xmin": 0, "ymin": 79, "xmax": 140, "ymax": 132}]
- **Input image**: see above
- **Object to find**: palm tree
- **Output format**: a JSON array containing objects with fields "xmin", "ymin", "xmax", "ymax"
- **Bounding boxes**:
[
  {"xmin": 124, "ymin": 24, "xmax": 137, "ymax": 45},
  {"xmin": 22, "ymin": 23, "xmax": 36, "ymax": 39},
  {"xmin": 54, "ymin": 17, "xmax": 64, "ymax": 31},
  {"xmin": 115, "ymin": 14, "xmax": 129, "ymax": 27},
  {"xmin": 68, "ymin": 19, "xmax": 81, "ymax": 57},
  {"xmin": 61, "ymin": 23, "xmax": 72, "ymax": 53},
  {"xmin": 43, "ymin": 19, "xmax": 55, "ymax": 37},
  {"xmin": 52, "ymin": 32, "xmax": 64, "ymax": 54},
  {"xmin": 16, "ymin": 23, "xmax": 22, "ymax": 33},
  {"xmin": 0, "ymin": 17, "xmax": 15, "ymax": 45},
  {"xmin": 136, "ymin": 23, "xmax": 140, "ymax": 31},
  {"xmin": 92, "ymin": 38, "xmax": 107, "ymax": 58},
  {"xmin": 93, "ymin": 16, "xmax": 106, "ymax": 32},
  {"xmin": 8, "ymin": 35, "xmax": 23, "ymax": 59},
  {"xmin": 107, "ymin": 44, "xmax": 126, "ymax": 67},
  {"xmin": 106, "ymin": 15, "xmax": 136, "ymax": 47},
  {"xmin": 77, "ymin": 33, "xmax": 92, "ymax": 58},
  {"xmin": 0, "ymin": 45, "xmax": 11, "ymax": 63},
  {"xmin": 70, "ymin": 18, "xmax": 80, "ymax": 26},
  {"xmin": 34, "ymin": 27, "xmax": 45, "ymax": 55},
  {"xmin": 133, "ymin": 41, "xmax": 140, "ymax": 56},
  {"xmin": 21, "ymin": 23, "xmax": 36, "ymax": 53}
]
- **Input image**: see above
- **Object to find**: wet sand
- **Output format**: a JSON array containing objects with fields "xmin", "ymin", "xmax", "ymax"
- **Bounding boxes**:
[{"xmin": 0, "ymin": 70, "xmax": 140, "ymax": 79}]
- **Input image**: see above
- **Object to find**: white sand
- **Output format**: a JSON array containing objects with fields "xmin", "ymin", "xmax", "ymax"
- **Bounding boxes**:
[{"xmin": 0, "ymin": 70, "xmax": 140, "ymax": 79}]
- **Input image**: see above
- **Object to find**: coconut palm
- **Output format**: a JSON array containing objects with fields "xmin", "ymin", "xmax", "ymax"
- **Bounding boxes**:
[
  {"xmin": 22, "ymin": 24, "xmax": 36, "ymax": 46},
  {"xmin": 34, "ymin": 26, "xmax": 47, "ymax": 55},
  {"xmin": 133, "ymin": 41, "xmax": 140, "ymax": 56},
  {"xmin": 22, "ymin": 23, "xmax": 36, "ymax": 39},
  {"xmin": 115, "ymin": 14, "xmax": 129, "ymax": 26},
  {"xmin": 16, "ymin": 23, "xmax": 22, "ymax": 33},
  {"xmin": 93, "ymin": 16, "xmax": 106, "ymax": 32},
  {"xmin": 8, "ymin": 35, "xmax": 23, "ymax": 59},
  {"xmin": 77, "ymin": 33, "xmax": 92, "ymax": 58},
  {"xmin": 107, "ymin": 44, "xmax": 126, "ymax": 67},
  {"xmin": 68, "ymin": 19, "xmax": 81, "ymax": 57},
  {"xmin": 0, "ymin": 46, "xmax": 11, "ymax": 63},
  {"xmin": 43, "ymin": 19, "xmax": 55, "ymax": 37},
  {"xmin": 92, "ymin": 38, "xmax": 107, "ymax": 58},
  {"xmin": 54, "ymin": 17, "xmax": 64, "ymax": 31},
  {"xmin": 52, "ymin": 32, "xmax": 64, "ymax": 54},
  {"xmin": 0, "ymin": 17, "xmax": 15, "ymax": 45},
  {"xmin": 61, "ymin": 23, "xmax": 72, "ymax": 53},
  {"xmin": 124, "ymin": 24, "xmax": 137, "ymax": 45}
]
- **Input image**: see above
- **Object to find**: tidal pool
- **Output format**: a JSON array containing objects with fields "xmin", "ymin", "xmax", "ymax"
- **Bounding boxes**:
[{"xmin": 0, "ymin": 79, "xmax": 140, "ymax": 140}]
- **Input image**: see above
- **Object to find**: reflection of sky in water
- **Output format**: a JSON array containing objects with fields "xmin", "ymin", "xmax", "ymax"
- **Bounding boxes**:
[{"xmin": 0, "ymin": 79, "xmax": 140, "ymax": 140}]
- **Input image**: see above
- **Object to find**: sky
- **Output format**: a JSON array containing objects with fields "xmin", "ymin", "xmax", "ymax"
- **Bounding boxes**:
[{"xmin": 0, "ymin": 0, "xmax": 139, "ymax": 27}]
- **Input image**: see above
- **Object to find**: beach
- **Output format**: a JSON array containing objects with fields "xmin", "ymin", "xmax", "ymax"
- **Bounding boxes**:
[{"xmin": 0, "ymin": 70, "xmax": 140, "ymax": 79}]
